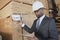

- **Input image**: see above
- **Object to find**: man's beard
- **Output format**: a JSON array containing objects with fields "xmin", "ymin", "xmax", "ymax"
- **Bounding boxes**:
[{"xmin": 37, "ymin": 13, "xmax": 43, "ymax": 18}]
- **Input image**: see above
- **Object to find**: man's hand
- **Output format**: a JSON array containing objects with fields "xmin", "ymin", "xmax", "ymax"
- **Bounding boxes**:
[{"xmin": 16, "ymin": 20, "xmax": 23, "ymax": 26}]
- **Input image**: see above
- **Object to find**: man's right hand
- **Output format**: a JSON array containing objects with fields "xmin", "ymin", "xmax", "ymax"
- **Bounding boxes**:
[
  {"xmin": 16, "ymin": 20, "xmax": 25, "ymax": 27},
  {"xmin": 17, "ymin": 20, "xmax": 23, "ymax": 26}
]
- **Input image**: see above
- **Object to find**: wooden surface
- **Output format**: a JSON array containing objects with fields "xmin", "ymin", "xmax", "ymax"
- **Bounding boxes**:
[{"xmin": 0, "ymin": 0, "xmax": 11, "ymax": 10}]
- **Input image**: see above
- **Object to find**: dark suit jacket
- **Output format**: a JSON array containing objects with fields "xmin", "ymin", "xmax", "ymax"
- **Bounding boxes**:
[{"xmin": 23, "ymin": 16, "xmax": 58, "ymax": 40}]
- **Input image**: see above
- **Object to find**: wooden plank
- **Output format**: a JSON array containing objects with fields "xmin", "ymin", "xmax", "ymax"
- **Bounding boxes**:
[
  {"xmin": 55, "ymin": 0, "xmax": 60, "ymax": 4},
  {"xmin": 12, "ymin": 1, "xmax": 32, "ymax": 14},
  {"xmin": 0, "ymin": 2, "xmax": 12, "ymax": 19},
  {"xmin": 0, "ymin": 0, "xmax": 11, "ymax": 10},
  {"xmin": 13, "ymin": 0, "xmax": 34, "ymax": 4}
]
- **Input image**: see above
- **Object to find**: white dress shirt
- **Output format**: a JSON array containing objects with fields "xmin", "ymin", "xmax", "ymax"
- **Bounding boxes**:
[
  {"xmin": 36, "ymin": 15, "xmax": 45, "ymax": 29},
  {"xmin": 38, "ymin": 15, "xmax": 45, "ymax": 26}
]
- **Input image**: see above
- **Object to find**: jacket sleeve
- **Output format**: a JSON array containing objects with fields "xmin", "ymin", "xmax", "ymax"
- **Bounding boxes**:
[
  {"xmin": 48, "ymin": 19, "xmax": 58, "ymax": 40},
  {"xmin": 22, "ymin": 20, "xmax": 36, "ymax": 34}
]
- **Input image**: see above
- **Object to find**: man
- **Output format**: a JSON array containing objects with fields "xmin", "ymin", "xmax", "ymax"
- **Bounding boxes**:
[{"xmin": 18, "ymin": 1, "xmax": 58, "ymax": 40}]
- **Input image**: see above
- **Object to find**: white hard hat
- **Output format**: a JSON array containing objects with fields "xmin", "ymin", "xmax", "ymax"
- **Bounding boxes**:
[{"xmin": 32, "ymin": 1, "xmax": 44, "ymax": 12}]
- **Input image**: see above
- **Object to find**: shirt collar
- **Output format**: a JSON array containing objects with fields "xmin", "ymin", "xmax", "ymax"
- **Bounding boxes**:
[{"xmin": 39, "ymin": 15, "xmax": 45, "ymax": 20}]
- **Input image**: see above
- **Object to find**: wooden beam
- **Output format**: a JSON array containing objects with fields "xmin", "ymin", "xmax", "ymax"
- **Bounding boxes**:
[
  {"xmin": 0, "ymin": 0, "xmax": 12, "ymax": 10},
  {"xmin": 14, "ymin": 0, "xmax": 32, "ymax": 6}
]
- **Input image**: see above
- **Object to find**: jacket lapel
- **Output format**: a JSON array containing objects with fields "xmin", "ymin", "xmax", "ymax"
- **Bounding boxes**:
[{"xmin": 40, "ymin": 16, "xmax": 48, "ymax": 28}]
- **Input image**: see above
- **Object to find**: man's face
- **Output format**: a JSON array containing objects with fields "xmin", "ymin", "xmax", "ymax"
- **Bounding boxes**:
[{"xmin": 34, "ymin": 9, "xmax": 43, "ymax": 18}]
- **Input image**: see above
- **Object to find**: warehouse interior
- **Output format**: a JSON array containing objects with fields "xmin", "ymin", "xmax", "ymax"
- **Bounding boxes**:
[{"xmin": 0, "ymin": 0, "xmax": 60, "ymax": 40}]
